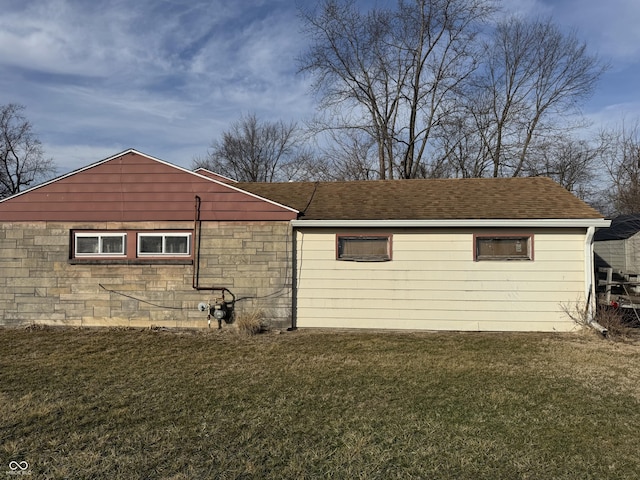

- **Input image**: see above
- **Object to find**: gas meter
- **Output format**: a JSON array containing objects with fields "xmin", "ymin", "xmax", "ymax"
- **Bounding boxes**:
[{"xmin": 197, "ymin": 288, "xmax": 235, "ymax": 329}]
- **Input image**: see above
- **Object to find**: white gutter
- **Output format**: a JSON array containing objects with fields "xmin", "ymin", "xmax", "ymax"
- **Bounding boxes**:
[{"xmin": 291, "ymin": 219, "xmax": 611, "ymax": 228}]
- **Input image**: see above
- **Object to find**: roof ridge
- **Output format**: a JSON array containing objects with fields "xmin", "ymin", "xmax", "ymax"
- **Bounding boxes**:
[{"xmin": 237, "ymin": 176, "xmax": 555, "ymax": 187}]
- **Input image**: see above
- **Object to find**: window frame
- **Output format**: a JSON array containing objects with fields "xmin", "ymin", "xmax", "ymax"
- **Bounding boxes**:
[
  {"xmin": 70, "ymin": 229, "xmax": 194, "ymax": 264},
  {"xmin": 137, "ymin": 232, "xmax": 192, "ymax": 257},
  {"xmin": 473, "ymin": 233, "xmax": 534, "ymax": 261},
  {"xmin": 336, "ymin": 234, "xmax": 392, "ymax": 262},
  {"xmin": 73, "ymin": 232, "xmax": 127, "ymax": 257}
]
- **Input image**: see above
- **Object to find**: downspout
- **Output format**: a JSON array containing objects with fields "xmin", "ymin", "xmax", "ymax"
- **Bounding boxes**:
[
  {"xmin": 288, "ymin": 225, "xmax": 298, "ymax": 331},
  {"xmin": 584, "ymin": 226, "xmax": 607, "ymax": 336},
  {"xmin": 286, "ymin": 185, "xmax": 317, "ymax": 332},
  {"xmin": 191, "ymin": 194, "xmax": 235, "ymax": 299},
  {"xmin": 192, "ymin": 195, "xmax": 201, "ymax": 290}
]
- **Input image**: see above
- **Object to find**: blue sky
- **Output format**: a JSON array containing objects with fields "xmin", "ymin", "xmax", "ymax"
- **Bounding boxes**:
[{"xmin": 1, "ymin": 0, "xmax": 639, "ymax": 174}]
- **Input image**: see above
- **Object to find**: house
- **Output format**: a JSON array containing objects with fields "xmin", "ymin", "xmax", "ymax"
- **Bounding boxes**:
[
  {"xmin": 593, "ymin": 214, "xmax": 640, "ymax": 301},
  {"xmin": 238, "ymin": 178, "xmax": 609, "ymax": 331},
  {"xmin": 594, "ymin": 214, "xmax": 640, "ymax": 276},
  {"xmin": 0, "ymin": 149, "xmax": 609, "ymax": 331},
  {"xmin": 0, "ymin": 150, "xmax": 297, "ymax": 329}
]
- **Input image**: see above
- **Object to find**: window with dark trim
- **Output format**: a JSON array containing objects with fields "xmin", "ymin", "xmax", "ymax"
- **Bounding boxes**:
[
  {"xmin": 336, "ymin": 234, "xmax": 392, "ymax": 262},
  {"xmin": 71, "ymin": 230, "xmax": 193, "ymax": 262},
  {"xmin": 137, "ymin": 232, "xmax": 191, "ymax": 256},
  {"xmin": 474, "ymin": 234, "xmax": 533, "ymax": 261},
  {"xmin": 74, "ymin": 232, "xmax": 126, "ymax": 257}
]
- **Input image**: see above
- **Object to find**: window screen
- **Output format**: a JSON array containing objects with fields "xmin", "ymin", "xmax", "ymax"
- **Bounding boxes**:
[
  {"xmin": 475, "ymin": 236, "xmax": 532, "ymax": 260},
  {"xmin": 337, "ymin": 235, "xmax": 391, "ymax": 261}
]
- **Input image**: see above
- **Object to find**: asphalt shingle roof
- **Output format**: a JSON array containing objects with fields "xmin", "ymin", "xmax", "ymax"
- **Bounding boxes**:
[{"xmin": 237, "ymin": 177, "xmax": 604, "ymax": 221}]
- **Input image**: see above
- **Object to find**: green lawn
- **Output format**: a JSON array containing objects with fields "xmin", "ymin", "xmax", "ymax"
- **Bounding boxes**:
[{"xmin": 1, "ymin": 327, "xmax": 639, "ymax": 479}]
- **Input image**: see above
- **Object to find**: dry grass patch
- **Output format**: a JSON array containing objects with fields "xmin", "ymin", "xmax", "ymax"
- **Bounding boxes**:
[
  {"xmin": 562, "ymin": 300, "xmax": 640, "ymax": 340},
  {"xmin": 234, "ymin": 309, "xmax": 267, "ymax": 335},
  {"xmin": 597, "ymin": 305, "xmax": 640, "ymax": 338},
  {"xmin": 1, "ymin": 328, "xmax": 639, "ymax": 479}
]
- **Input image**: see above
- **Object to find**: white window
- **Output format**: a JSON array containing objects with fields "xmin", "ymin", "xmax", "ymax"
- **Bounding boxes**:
[
  {"xmin": 74, "ymin": 232, "xmax": 126, "ymax": 256},
  {"xmin": 137, "ymin": 233, "xmax": 191, "ymax": 256}
]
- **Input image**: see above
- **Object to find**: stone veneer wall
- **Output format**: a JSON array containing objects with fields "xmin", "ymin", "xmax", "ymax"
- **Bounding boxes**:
[{"xmin": 0, "ymin": 221, "xmax": 293, "ymax": 329}]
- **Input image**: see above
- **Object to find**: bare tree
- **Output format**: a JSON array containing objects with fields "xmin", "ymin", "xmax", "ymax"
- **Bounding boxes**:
[
  {"xmin": 317, "ymin": 129, "xmax": 379, "ymax": 180},
  {"xmin": 466, "ymin": 16, "xmax": 606, "ymax": 178},
  {"xmin": 600, "ymin": 121, "xmax": 640, "ymax": 215},
  {"xmin": 433, "ymin": 113, "xmax": 491, "ymax": 178},
  {"xmin": 522, "ymin": 135, "xmax": 602, "ymax": 201},
  {"xmin": 193, "ymin": 113, "xmax": 316, "ymax": 182},
  {"xmin": 0, "ymin": 104, "xmax": 56, "ymax": 198},
  {"xmin": 298, "ymin": 0, "xmax": 494, "ymax": 179}
]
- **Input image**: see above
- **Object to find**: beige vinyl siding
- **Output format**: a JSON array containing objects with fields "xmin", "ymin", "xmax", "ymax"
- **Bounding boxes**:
[{"xmin": 294, "ymin": 228, "xmax": 587, "ymax": 332}]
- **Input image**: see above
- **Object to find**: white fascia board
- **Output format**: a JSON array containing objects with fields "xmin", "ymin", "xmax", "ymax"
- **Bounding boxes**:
[
  {"xmin": 193, "ymin": 168, "xmax": 238, "ymax": 183},
  {"xmin": 291, "ymin": 219, "xmax": 612, "ymax": 228}
]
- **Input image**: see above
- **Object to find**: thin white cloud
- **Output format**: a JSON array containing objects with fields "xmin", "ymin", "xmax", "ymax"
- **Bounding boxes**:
[
  {"xmin": 529, "ymin": 0, "xmax": 640, "ymax": 63},
  {"xmin": 0, "ymin": 0, "xmax": 313, "ymax": 172},
  {"xmin": 0, "ymin": 1, "xmax": 150, "ymax": 77},
  {"xmin": 558, "ymin": 0, "xmax": 640, "ymax": 62},
  {"xmin": 495, "ymin": 0, "xmax": 553, "ymax": 18},
  {"xmin": 2, "ymin": 0, "xmax": 639, "ymax": 176},
  {"xmin": 492, "ymin": 0, "xmax": 640, "ymax": 128}
]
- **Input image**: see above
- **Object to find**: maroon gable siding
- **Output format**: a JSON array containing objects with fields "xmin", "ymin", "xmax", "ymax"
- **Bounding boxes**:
[{"xmin": 0, "ymin": 151, "xmax": 297, "ymax": 222}]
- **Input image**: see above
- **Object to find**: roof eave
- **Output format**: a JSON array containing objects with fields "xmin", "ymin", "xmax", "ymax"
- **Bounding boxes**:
[{"xmin": 291, "ymin": 219, "xmax": 611, "ymax": 228}]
